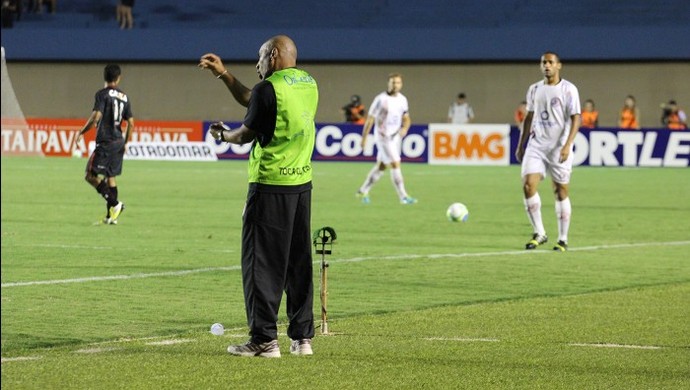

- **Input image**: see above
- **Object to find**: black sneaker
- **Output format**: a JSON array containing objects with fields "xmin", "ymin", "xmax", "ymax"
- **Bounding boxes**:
[
  {"xmin": 553, "ymin": 240, "xmax": 568, "ymax": 252},
  {"xmin": 526, "ymin": 233, "xmax": 548, "ymax": 250},
  {"xmin": 227, "ymin": 339, "xmax": 280, "ymax": 358}
]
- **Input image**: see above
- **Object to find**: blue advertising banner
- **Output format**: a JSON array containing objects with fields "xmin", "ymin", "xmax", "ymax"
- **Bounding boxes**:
[
  {"xmin": 204, "ymin": 122, "xmax": 689, "ymax": 167},
  {"xmin": 204, "ymin": 122, "xmax": 429, "ymax": 163},
  {"xmin": 509, "ymin": 127, "xmax": 690, "ymax": 167}
]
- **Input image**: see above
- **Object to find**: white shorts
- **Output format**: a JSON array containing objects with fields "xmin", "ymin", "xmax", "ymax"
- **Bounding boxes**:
[
  {"xmin": 521, "ymin": 144, "xmax": 573, "ymax": 184},
  {"xmin": 375, "ymin": 132, "xmax": 402, "ymax": 165}
]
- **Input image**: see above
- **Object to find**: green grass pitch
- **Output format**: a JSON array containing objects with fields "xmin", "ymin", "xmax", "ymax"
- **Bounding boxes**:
[{"xmin": 2, "ymin": 156, "xmax": 689, "ymax": 389}]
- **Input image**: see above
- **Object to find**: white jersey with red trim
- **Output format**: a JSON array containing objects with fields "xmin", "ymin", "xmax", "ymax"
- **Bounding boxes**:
[
  {"xmin": 526, "ymin": 79, "xmax": 581, "ymax": 149},
  {"xmin": 369, "ymin": 91, "xmax": 409, "ymax": 137}
]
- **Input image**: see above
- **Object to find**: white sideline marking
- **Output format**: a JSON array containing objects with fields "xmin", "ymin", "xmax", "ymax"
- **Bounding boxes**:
[
  {"xmin": 75, "ymin": 347, "xmax": 120, "ymax": 354},
  {"xmin": 3, "ymin": 240, "xmax": 688, "ymax": 288},
  {"xmin": 3, "ymin": 244, "xmax": 235, "ymax": 253},
  {"xmin": 8, "ymin": 243, "xmax": 114, "ymax": 250},
  {"xmin": 425, "ymin": 337, "xmax": 500, "ymax": 342},
  {"xmin": 570, "ymin": 343, "xmax": 662, "ymax": 350},
  {"xmin": 1, "ymin": 266, "xmax": 241, "ymax": 288},
  {"xmin": 146, "ymin": 339, "xmax": 194, "ymax": 346},
  {"xmin": 1, "ymin": 356, "xmax": 41, "ymax": 363}
]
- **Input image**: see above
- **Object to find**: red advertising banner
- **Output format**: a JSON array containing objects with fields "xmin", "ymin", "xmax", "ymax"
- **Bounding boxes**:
[{"xmin": 1, "ymin": 118, "xmax": 203, "ymax": 157}]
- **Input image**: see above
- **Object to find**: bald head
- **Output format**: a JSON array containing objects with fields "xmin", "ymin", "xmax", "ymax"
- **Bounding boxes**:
[
  {"xmin": 270, "ymin": 35, "xmax": 297, "ymax": 65},
  {"xmin": 256, "ymin": 35, "xmax": 298, "ymax": 80}
]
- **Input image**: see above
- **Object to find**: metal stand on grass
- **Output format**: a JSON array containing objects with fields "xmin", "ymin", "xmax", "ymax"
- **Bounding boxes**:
[{"xmin": 313, "ymin": 226, "xmax": 336, "ymax": 335}]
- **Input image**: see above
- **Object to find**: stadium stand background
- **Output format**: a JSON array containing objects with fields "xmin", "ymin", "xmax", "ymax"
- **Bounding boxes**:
[
  {"xmin": 2, "ymin": 0, "xmax": 689, "ymax": 125},
  {"xmin": 3, "ymin": 0, "xmax": 690, "ymax": 61}
]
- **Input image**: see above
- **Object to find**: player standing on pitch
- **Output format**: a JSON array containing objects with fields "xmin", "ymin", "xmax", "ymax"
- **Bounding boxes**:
[
  {"xmin": 76, "ymin": 64, "xmax": 133, "ymax": 225},
  {"xmin": 199, "ymin": 35, "xmax": 317, "ymax": 358},
  {"xmin": 515, "ymin": 52, "xmax": 581, "ymax": 252},
  {"xmin": 356, "ymin": 73, "xmax": 417, "ymax": 205}
]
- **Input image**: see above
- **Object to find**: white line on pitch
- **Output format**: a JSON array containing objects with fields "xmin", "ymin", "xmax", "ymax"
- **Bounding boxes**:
[
  {"xmin": 146, "ymin": 339, "xmax": 195, "ymax": 346},
  {"xmin": 1, "ymin": 356, "xmax": 42, "ymax": 363},
  {"xmin": 335, "ymin": 240, "xmax": 690, "ymax": 264},
  {"xmin": 74, "ymin": 347, "xmax": 121, "ymax": 354},
  {"xmin": 2, "ymin": 243, "xmax": 235, "ymax": 253},
  {"xmin": 5, "ymin": 243, "xmax": 114, "ymax": 250},
  {"xmin": 3, "ymin": 240, "xmax": 688, "ymax": 288},
  {"xmin": 425, "ymin": 337, "xmax": 500, "ymax": 342},
  {"xmin": 1, "ymin": 266, "xmax": 242, "ymax": 288},
  {"xmin": 569, "ymin": 343, "xmax": 662, "ymax": 350}
]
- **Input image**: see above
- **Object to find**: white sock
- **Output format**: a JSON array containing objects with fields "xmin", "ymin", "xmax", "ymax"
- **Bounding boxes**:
[
  {"xmin": 555, "ymin": 198, "xmax": 571, "ymax": 243},
  {"xmin": 359, "ymin": 166, "xmax": 384, "ymax": 194},
  {"xmin": 390, "ymin": 167, "xmax": 408, "ymax": 200},
  {"xmin": 524, "ymin": 194, "xmax": 546, "ymax": 236}
]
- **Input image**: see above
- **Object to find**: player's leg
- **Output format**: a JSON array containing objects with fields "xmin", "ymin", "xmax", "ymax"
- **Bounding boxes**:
[
  {"xmin": 105, "ymin": 176, "xmax": 125, "ymax": 224},
  {"xmin": 230, "ymin": 188, "xmax": 290, "ymax": 357},
  {"xmin": 550, "ymin": 154, "xmax": 573, "ymax": 251},
  {"xmin": 285, "ymin": 190, "xmax": 315, "ymax": 355},
  {"xmin": 385, "ymin": 135, "xmax": 416, "ymax": 204},
  {"xmin": 104, "ymin": 141, "xmax": 125, "ymax": 222},
  {"xmin": 357, "ymin": 137, "xmax": 388, "ymax": 203},
  {"xmin": 521, "ymin": 147, "xmax": 548, "ymax": 249},
  {"xmin": 85, "ymin": 148, "xmax": 118, "ymax": 219}
]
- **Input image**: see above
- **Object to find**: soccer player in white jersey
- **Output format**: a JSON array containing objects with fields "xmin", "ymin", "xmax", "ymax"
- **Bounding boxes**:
[
  {"xmin": 356, "ymin": 73, "xmax": 417, "ymax": 205},
  {"xmin": 515, "ymin": 52, "xmax": 581, "ymax": 251}
]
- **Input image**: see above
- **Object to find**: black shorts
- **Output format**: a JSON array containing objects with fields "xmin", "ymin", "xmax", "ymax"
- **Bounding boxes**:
[{"xmin": 86, "ymin": 139, "xmax": 125, "ymax": 177}]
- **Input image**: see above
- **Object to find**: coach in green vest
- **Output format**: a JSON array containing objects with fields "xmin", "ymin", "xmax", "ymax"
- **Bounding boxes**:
[{"xmin": 199, "ymin": 35, "xmax": 318, "ymax": 358}]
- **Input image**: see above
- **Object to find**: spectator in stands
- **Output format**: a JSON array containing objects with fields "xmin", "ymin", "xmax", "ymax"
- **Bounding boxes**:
[
  {"xmin": 30, "ymin": 0, "xmax": 55, "ymax": 14},
  {"xmin": 1, "ymin": 0, "xmax": 17, "ymax": 28},
  {"xmin": 448, "ymin": 92, "xmax": 474, "ymax": 124},
  {"xmin": 661, "ymin": 100, "xmax": 688, "ymax": 130},
  {"xmin": 117, "ymin": 0, "xmax": 134, "ymax": 29},
  {"xmin": 618, "ymin": 95, "xmax": 640, "ymax": 130},
  {"xmin": 341, "ymin": 94, "xmax": 366, "ymax": 125},
  {"xmin": 514, "ymin": 100, "xmax": 527, "ymax": 127},
  {"xmin": 581, "ymin": 99, "xmax": 599, "ymax": 128}
]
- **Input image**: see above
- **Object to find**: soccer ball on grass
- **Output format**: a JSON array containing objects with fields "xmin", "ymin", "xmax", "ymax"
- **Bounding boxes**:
[{"xmin": 446, "ymin": 202, "xmax": 469, "ymax": 222}]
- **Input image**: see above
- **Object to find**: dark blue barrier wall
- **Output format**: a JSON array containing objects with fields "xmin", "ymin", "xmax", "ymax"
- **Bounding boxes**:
[
  {"xmin": 3, "ymin": 26, "xmax": 690, "ymax": 62},
  {"xmin": 2, "ymin": 0, "xmax": 689, "ymax": 62}
]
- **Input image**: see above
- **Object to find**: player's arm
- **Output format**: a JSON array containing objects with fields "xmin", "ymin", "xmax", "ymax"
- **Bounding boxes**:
[
  {"xmin": 75, "ymin": 110, "xmax": 101, "ymax": 144},
  {"xmin": 210, "ymin": 123, "xmax": 256, "ymax": 145},
  {"xmin": 515, "ymin": 111, "xmax": 534, "ymax": 162},
  {"xmin": 559, "ymin": 114, "xmax": 581, "ymax": 163},
  {"xmin": 399, "ymin": 113, "xmax": 411, "ymax": 137},
  {"xmin": 199, "ymin": 53, "xmax": 252, "ymax": 107},
  {"xmin": 124, "ymin": 118, "xmax": 134, "ymax": 144},
  {"xmin": 360, "ymin": 115, "xmax": 375, "ymax": 148}
]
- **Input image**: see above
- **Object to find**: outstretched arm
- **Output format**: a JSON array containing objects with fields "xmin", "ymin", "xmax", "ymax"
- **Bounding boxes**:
[{"xmin": 199, "ymin": 53, "xmax": 252, "ymax": 107}]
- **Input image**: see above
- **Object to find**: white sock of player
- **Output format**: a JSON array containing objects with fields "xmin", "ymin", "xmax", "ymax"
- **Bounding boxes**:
[
  {"xmin": 555, "ymin": 198, "xmax": 571, "ymax": 243},
  {"xmin": 359, "ymin": 166, "xmax": 384, "ymax": 194},
  {"xmin": 390, "ymin": 167, "xmax": 408, "ymax": 200},
  {"xmin": 524, "ymin": 194, "xmax": 546, "ymax": 237}
]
